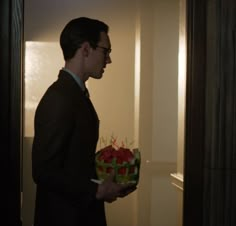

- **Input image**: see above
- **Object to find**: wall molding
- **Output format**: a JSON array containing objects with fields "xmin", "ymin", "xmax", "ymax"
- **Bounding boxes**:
[
  {"xmin": 171, "ymin": 173, "xmax": 184, "ymax": 191},
  {"xmin": 141, "ymin": 160, "xmax": 176, "ymax": 175}
]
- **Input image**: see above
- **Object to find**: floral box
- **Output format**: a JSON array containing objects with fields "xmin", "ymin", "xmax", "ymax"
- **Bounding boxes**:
[{"xmin": 95, "ymin": 145, "xmax": 141, "ymax": 184}]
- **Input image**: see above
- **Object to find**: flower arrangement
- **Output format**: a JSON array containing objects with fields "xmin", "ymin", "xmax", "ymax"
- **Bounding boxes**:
[{"xmin": 95, "ymin": 136, "xmax": 141, "ymax": 184}]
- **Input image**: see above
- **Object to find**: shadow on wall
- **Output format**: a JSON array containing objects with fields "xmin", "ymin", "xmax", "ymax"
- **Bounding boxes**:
[{"xmin": 22, "ymin": 137, "xmax": 36, "ymax": 226}]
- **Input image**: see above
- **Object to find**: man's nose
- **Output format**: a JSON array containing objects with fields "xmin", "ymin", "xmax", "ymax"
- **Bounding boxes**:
[{"xmin": 106, "ymin": 55, "xmax": 112, "ymax": 64}]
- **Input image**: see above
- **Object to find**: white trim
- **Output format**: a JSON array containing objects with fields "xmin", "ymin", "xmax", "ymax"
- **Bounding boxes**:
[{"xmin": 170, "ymin": 172, "xmax": 184, "ymax": 191}]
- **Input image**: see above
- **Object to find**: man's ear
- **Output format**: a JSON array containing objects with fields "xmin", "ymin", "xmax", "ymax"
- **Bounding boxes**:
[{"xmin": 81, "ymin": 42, "xmax": 91, "ymax": 57}]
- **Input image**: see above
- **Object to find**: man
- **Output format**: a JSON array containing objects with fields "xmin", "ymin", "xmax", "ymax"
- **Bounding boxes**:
[{"xmin": 32, "ymin": 17, "xmax": 136, "ymax": 226}]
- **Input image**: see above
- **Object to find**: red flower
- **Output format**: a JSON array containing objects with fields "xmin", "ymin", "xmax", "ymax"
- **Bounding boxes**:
[
  {"xmin": 98, "ymin": 145, "xmax": 134, "ymax": 164},
  {"xmin": 118, "ymin": 167, "xmax": 127, "ymax": 175},
  {"xmin": 98, "ymin": 145, "xmax": 115, "ymax": 163},
  {"xmin": 115, "ymin": 147, "xmax": 134, "ymax": 163}
]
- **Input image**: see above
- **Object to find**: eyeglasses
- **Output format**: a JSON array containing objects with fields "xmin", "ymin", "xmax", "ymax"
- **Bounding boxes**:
[{"xmin": 95, "ymin": 45, "xmax": 112, "ymax": 56}]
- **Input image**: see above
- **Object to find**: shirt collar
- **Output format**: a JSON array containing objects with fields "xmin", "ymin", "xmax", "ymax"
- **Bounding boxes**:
[{"xmin": 62, "ymin": 67, "xmax": 86, "ymax": 91}]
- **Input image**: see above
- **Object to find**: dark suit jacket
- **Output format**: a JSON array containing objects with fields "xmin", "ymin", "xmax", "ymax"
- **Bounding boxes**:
[{"xmin": 32, "ymin": 70, "xmax": 106, "ymax": 226}]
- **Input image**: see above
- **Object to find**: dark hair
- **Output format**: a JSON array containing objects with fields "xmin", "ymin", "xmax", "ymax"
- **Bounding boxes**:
[{"xmin": 60, "ymin": 17, "xmax": 109, "ymax": 60}]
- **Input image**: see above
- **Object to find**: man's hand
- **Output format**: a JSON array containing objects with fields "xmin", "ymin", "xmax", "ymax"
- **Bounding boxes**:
[
  {"xmin": 117, "ymin": 183, "xmax": 137, "ymax": 198},
  {"xmin": 95, "ymin": 171, "xmax": 137, "ymax": 203}
]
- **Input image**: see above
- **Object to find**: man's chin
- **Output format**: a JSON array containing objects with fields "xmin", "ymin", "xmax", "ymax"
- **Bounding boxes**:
[{"xmin": 90, "ymin": 74, "xmax": 103, "ymax": 79}]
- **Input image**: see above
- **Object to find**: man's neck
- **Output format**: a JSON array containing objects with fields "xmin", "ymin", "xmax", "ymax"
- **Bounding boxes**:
[{"xmin": 64, "ymin": 60, "xmax": 88, "ymax": 83}]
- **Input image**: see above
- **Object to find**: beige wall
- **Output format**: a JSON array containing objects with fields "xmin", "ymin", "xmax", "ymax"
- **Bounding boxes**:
[
  {"xmin": 152, "ymin": 0, "xmax": 179, "ymax": 162},
  {"xmin": 23, "ymin": 0, "xmax": 181, "ymax": 226},
  {"xmin": 138, "ymin": 1, "xmax": 180, "ymax": 225}
]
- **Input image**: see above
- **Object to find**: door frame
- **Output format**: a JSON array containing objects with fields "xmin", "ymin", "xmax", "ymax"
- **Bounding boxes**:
[{"xmin": 0, "ymin": 0, "xmax": 206, "ymax": 225}]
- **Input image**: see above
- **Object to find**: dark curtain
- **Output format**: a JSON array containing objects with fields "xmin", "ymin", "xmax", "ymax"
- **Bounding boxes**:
[{"xmin": 0, "ymin": 0, "xmax": 23, "ymax": 225}]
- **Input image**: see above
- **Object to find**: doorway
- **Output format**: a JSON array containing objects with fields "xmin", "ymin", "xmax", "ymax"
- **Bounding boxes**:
[{"xmin": 22, "ymin": 0, "xmax": 184, "ymax": 226}]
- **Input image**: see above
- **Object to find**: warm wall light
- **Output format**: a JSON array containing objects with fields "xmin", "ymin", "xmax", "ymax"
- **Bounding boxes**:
[
  {"xmin": 133, "ymin": 10, "xmax": 141, "ymax": 226},
  {"xmin": 177, "ymin": 14, "xmax": 187, "ymax": 177},
  {"xmin": 178, "ymin": 35, "xmax": 187, "ymax": 105},
  {"xmin": 134, "ymin": 11, "xmax": 141, "ymax": 149},
  {"xmin": 24, "ymin": 41, "xmax": 64, "ymax": 136},
  {"xmin": 171, "ymin": 0, "xmax": 187, "ymax": 191}
]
